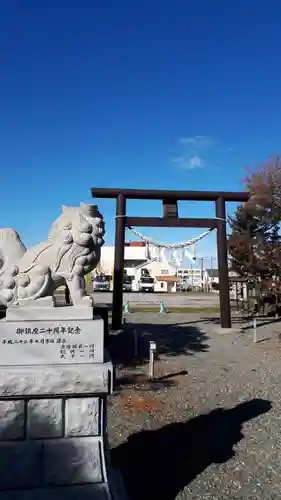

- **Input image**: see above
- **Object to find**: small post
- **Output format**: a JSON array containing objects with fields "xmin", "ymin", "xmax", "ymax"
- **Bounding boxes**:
[
  {"xmin": 124, "ymin": 301, "xmax": 130, "ymax": 313},
  {"xmin": 159, "ymin": 300, "xmax": 166, "ymax": 314},
  {"xmin": 148, "ymin": 341, "xmax": 156, "ymax": 380},
  {"xmin": 275, "ymin": 290, "xmax": 279, "ymax": 318},
  {"xmin": 253, "ymin": 317, "xmax": 257, "ymax": 343}
]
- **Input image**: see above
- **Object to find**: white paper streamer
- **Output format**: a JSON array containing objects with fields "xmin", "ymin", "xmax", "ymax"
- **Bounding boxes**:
[
  {"xmin": 126, "ymin": 226, "xmax": 213, "ymax": 265},
  {"xmin": 185, "ymin": 248, "xmax": 197, "ymax": 264},
  {"xmin": 127, "ymin": 226, "xmax": 213, "ymax": 250}
]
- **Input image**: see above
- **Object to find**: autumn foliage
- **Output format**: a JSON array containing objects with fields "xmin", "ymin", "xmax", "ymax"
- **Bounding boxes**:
[{"xmin": 228, "ymin": 156, "xmax": 281, "ymax": 278}]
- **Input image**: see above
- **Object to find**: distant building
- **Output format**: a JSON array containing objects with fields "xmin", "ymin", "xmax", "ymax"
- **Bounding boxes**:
[
  {"xmin": 205, "ymin": 268, "xmax": 219, "ymax": 283},
  {"xmin": 98, "ymin": 242, "xmax": 218, "ymax": 292},
  {"xmin": 132, "ymin": 258, "xmax": 178, "ymax": 293},
  {"xmin": 177, "ymin": 268, "xmax": 203, "ymax": 287},
  {"xmin": 99, "ymin": 242, "xmax": 147, "ymax": 275}
]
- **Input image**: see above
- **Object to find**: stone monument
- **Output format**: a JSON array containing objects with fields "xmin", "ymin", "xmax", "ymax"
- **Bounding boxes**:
[{"xmin": 0, "ymin": 204, "xmax": 122, "ymax": 499}]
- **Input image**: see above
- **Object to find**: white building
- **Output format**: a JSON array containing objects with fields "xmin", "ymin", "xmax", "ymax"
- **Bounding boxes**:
[
  {"xmin": 133, "ymin": 258, "xmax": 178, "ymax": 292},
  {"xmin": 99, "ymin": 242, "xmax": 147, "ymax": 275},
  {"xmin": 177, "ymin": 268, "xmax": 203, "ymax": 287},
  {"xmin": 99, "ymin": 242, "xmax": 179, "ymax": 291},
  {"xmin": 99, "ymin": 241, "xmax": 243, "ymax": 295},
  {"xmin": 98, "ymin": 242, "xmax": 217, "ymax": 292}
]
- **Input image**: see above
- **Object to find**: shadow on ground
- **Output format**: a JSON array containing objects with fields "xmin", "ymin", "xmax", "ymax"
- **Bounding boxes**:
[
  {"xmin": 202, "ymin": 314, "xmax": 281, "ymax": 329},
  {"xmin": 200, "ymin": 315, "xmax": 248, "ymax": 325},
  {"xmin": 109, "ymin": 321, "xmax": 209, "ymax": 393},
  {"xmin": 114, "ymin": 369, "xmax": 190, "ymax": 394},
  {"xmin": 109, "ymin": 321, "xmax": 209, "ymax": 368},
  {"xmin": 111, "ymin": 398, "xmax": 272, "ymax": 500},
  {"xmin": 243, "ymin": 317, "xmax": 281, "ymax": 330}
]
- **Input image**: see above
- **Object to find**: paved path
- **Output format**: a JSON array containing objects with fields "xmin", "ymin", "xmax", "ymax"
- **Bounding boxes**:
[{"xmin": 108, "ymin": 313, "xmax": 281, "ymax": 499}]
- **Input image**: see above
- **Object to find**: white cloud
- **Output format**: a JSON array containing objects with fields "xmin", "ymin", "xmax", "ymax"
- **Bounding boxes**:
[
  {"xmin": 173, "ymin": 135, "xmax": 213, "ymax": 169},
  {"xmin": 188, "ymin": 156, "xmax": 202, "ymax": 168},
  {"xmin": 179, "ymin": 136, "xmax": 213, "ymax": 148},
  {"xmin": 172, "ymin": 155, "xmax": 203, "ymax": 169}
]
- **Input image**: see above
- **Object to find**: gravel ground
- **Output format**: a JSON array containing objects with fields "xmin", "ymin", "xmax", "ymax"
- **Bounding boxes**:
[
  {"xmin": 91, "ymin": 291, "xmax": 220, "ymax": 309},
  {"xmin": 107, "ymin": 312, "xmax": 281, "ymax": 500}
]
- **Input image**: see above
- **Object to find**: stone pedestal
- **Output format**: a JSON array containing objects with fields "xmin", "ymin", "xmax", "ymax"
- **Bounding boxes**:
[
  {"xmin": 0, "ymin": 306, "xmax": 122, "ymax": 499},
  {"xmin": 93, "ymin": 304, "xmax": 109, "ymax": 348}
]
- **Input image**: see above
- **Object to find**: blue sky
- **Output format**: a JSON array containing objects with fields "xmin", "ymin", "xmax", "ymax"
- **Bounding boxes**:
[{"xmin": 1, "ymin": 0, "xmax": 281, "ymax": 263}]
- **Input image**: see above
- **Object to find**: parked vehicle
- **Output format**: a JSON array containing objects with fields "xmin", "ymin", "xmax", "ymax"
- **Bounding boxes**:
[
  {"xmin": 176, "ymin": 277, "xmax": 193, "ymax": 292},
  {"xmin": 177, "ymin": 278, "xmax": 192, "ymax": 292},
  {"xmin": 93, "ymin": 274, "xmax": 111, "ymax": 292},
  {"xmin": 123, "ymin": 275, "xmax": 133, "ymax": 291},
  {"xmin": 138, "ymin": 276, "xmax": 155, "ymax": 292}
]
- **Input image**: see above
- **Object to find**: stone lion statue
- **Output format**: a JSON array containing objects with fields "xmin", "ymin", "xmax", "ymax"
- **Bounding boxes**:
[{"xmin": 0, "ymin": 203, "xmax": 105, "ymax": 308}]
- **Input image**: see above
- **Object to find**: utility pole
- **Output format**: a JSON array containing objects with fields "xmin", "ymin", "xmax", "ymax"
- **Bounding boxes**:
[{"xmin": 201, "ymin": 257, "xmax": 204, "ymax": 292}]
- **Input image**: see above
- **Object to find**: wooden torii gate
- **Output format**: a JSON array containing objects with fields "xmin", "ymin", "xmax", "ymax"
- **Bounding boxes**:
[{"xmin": 91, "ymin": 188, "xmax": 249, "ymax": 330}]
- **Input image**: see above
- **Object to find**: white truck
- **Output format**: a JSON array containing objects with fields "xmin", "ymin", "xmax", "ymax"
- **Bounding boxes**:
[{"xmin": 138, "ymin": 275, "xmax": 155, "ymax": 292}]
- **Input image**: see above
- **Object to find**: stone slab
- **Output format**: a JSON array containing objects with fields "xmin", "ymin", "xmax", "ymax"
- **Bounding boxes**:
[
  {"xmin": 27, "ymin": 399, "xmax": 63, "ymax": 438},
  {"xmin": 93, "ymin": 304, "xmax": 109, "ymax": 348},
  {"xmin": 0, "ymin": 318, "xmax": 103, "ymax": 365},
  {"xmin": 0, "ymin": 362, "xmax": 113, "ymax": 396},
  {"xmin": 66, "ymin": 397, "xmax": 100, "ymax": 436},
  {"xmin": 43, "ymin": 437, "xmax": 103, "ymax": 485},
  {"xmin": 0, "ymin": 483, "xmax": 112, "ymax": 499},
  {"xmin": 0, "ymin": 401, "xmax": 25, "ymax": 440},
  {"xmin": 6, "ymin": 305, "xmax": 95, "ymax": 321},
  {"xmin": 0, "ymin": 441, "xmax": 42, "ymax": 489}
]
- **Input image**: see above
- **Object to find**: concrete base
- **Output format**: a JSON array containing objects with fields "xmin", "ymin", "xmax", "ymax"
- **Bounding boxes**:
[{"xmin": 0, "ymin": 356, "xmax": 124, "ymax": 498}]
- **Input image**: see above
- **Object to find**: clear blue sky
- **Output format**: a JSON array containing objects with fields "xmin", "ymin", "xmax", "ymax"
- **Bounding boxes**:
[{"xmin": 1, "ymin": 0, "xmax": 281, "ymax": 262}]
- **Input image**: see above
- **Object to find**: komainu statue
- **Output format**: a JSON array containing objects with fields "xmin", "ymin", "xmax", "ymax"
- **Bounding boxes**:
[{"xmin": 0, "ymin": 203, "xmax": 105, "ymax": 308}]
